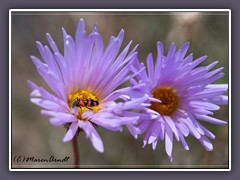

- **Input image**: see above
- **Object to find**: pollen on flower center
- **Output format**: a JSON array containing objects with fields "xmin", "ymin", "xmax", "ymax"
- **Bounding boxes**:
[
  {"xmin": 150, "ymin": 86, "xmax": 179, "ymax": 116},
  {"xmin": 68, "ymin": 90, "xmax": 100, "ymax": 120}
]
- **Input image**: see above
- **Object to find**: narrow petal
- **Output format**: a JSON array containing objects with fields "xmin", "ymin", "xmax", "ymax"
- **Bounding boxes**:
[
  {"xmin": 49, "ymin": 117, "xmax": 75, "ymax": 126},
  {"xmin": 63, "ymin": 121, "xmax": 79, "ymax": 142},
  {"xmin": 191, "ymin": 87, "xmax": 228, "ymax": 99},
  {"xmin": 90, "ymin": 114, "xmax": 138, "ymax": 130},
  {"xmin": 164, "ymin": 116, "xmax": 180, "ymax": 141},
  {"xmin": 78, "ymin": 121, "xmax": 104, "ymax": 153},
  {"xmin": 30, "ymin": 56, "xmax": 67, "ymax": 101},
  {"xmin": 199, "ymin": 136, "xmax": 213, "ymax": 151},
  {"xmin": 152, "ymin": 139, "xmax": 158, "ymax": 150},
  {"xmin": 156, "ymin": 42, "xmax": 164, "ymax": 69},
  {"xmin": 30, "ymin": 98, "xmax": 63, "ymax": 111},
  {"xmin": 189, "ymin": 55, "xmax": 207, "ymax": 69},
  {"xmin": 28, "ymin": 80, "xmax": 69, "ymax": 110},
  {"xmin": 190, "ymin": 101, "xmax": 220, "ymax": 111},
  {"xmin": 46, "ymin": 33, "xmax": 59, "ymax": 53},
  {"xmin": 148, "ymin": 120, "xmax": 162, "ymax": 144},
  {"xmin": 208, "ymin": 95, "xmax": 228, "ymax": 105},
  {"xmin": 41, "ymin": 110, "xmax": 76, "ymax": 121},
  {"xmin": 183, "ymin": 118, "xmax": 201, "ymax": 139},
  {"xmin": 75, "ymin": 18, "xmax": 86, "ymax": 46},
  {"xmin": 126, "ymin": 124, "xmax": 138, "ymax": 139},
  {"xmin": 179, "ymin": 133, "xmax": 189, "ymax": 150},
  {"xmin": 176, "ymin": 122, "xmax": 189, "ymax": 137},
  {"xmin": 196, "ymin": 115, "xmax": 227, "ymax": 125},
  {"xmin": 143, "ymin": 122, "xmax": 154, "ymax": 148},
  {"xmin": 165, "ymin": 124, "xmax": 173, "ymax": 161},
  {"xmin": 136, "ymin": 120, "xmax": 151, "ymax": 134},
  {"xmin": 197, "ymin": 123, "xmax": 216, "ymax": 139},
  {"xmin": 177, "ymin": 42, "xmax": 190, "ymax": 61},
  {"xmin": 167, "ymin": 43, "xmax": 176, "ymax": 60},
  {"xmin": 147, "ymin": 53, "xmax": 155, "ymax": 87}
]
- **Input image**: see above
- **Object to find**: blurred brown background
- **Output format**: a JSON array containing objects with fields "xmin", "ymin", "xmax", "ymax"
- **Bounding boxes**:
[{"xmin": 11, "ymin": 11, "xmax": 229, "ymax": 168}]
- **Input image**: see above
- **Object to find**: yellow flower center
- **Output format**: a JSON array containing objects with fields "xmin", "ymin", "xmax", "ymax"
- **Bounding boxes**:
[
  {"xmin": 68, "ymin": 90, "xmax": 100, "ymax": 120},
  {"xmin": 150, "ymin": 86, "xmax": 179, "ymax": 116}
]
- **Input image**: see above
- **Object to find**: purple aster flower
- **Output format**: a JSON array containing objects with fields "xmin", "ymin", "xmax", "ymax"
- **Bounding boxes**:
[
  {"xmin": 28, "ymin": 19, "xmax": 147, "ymax": 153},
  {"xmin": 131, "ymin": 42, "xmax": 228, "ymax": 161}
]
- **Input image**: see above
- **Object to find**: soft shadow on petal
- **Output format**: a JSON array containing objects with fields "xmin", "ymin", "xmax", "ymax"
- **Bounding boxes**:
[{"xmin": 63, "ymin": 121, "xmax": 79, "ymax": 142}]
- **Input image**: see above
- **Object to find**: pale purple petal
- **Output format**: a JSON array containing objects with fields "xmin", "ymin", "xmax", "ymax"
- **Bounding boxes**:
[
  {"xmin": 63, "ymin": 121, "xmax": 79, "ymax": 142},
  {"xmin": 49, "ymin": 118, "xmax": 75, "ymax": 126},
  {"xmin": 90, "ymin": 114, "xmax": 138, "ymax": 131},
  {"xmin": 176, "ymin": 122, "xmax": 189, "ymax": 137},
  {"xmin": 165, "ymin": 124, "xmax": 173, "ymax": 162},
  {"xmin": 143, "ymin": 123, "xmax": 154, "ymax": 147},
  {"xmin": 136, "ymin": 120, "xmax": 151, "ymax": 134},
  {"xmin": 176, "ymin": 42, "xmax": 190, "ymax": 61},
  {"xmin": 78, "ymin": 121, "xmax": 104, "ymax": 153},
  {"xmin": 164, "ymin": 116, "xmax": 180, "ymax": 141},
  {"xmin": 46, "ymin": 33, "xmax": 60, "ymax": 53},
  {"xmin": 30, "ymin": 98, "xmax": 64, "ymax": 111},
  {"xmin": 195, "ymin": 115, "xmax": 227, "ymax": 125},
  {"xmin": 179, "ymin": 133, "xmax": 189, "ymax": 150},
  {"xmin": 41, "ymin": 110, "xmax": 76, "ymax": 120},
  {"xmin": 199, "ymin": 136, "xmax": 213, "ymax": 151},
  {"xmin": 197, "ymin": 123, "xmax": 216, "ymax": 139},
  {"xmin": 126, "ymin": 124, "xmax": 139, "ymax": 139},
  {"xmin": 209, "ymin": 95, "xmax": 228, "ymax": 105},
  {"xmin": 183, "ymin": 117, "xmax": 201, "ymax": 139},
  {"xmin": 152, "ymin": 139, "xmax": 158, "ymax": 150},
  {"xmin": 147, "ymin": 53, "xmax": 155, "ymax": 87},
  {"xmin": 28, "ymin": 80, "xmax": 69, "ymax": 110},
  {"xmin": 148, "ymin": 120, "xmax": 162, "ymax": 144}
]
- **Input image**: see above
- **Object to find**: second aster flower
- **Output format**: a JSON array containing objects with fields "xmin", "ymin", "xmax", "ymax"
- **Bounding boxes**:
[
  {"xmin": 28, "ymin": 19, "xmax": 147, "ymax": 153},
  {"xmin": 131, "ymin": 42, "xmax": 228, "ymax": 161}
]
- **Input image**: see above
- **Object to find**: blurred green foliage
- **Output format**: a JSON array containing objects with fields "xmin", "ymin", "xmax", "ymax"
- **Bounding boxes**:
[{"xmin": 11, "ymin": 11, "xmax": 229, "ymax": 168}]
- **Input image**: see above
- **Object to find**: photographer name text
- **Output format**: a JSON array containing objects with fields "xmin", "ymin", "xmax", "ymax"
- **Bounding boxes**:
[{"xmin": 13, "ymin": 155, "xmax": 70, "ymax": 163}]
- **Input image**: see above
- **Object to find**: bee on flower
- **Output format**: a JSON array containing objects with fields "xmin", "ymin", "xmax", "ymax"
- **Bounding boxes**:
[{"xmin": 28, "ymin": 19, "xmax": 148, "ymax": 153}]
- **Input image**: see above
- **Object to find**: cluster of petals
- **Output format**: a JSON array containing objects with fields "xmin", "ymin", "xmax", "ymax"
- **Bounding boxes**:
[
  {"xmin": 28, "ymin": 19, "xmax": 148, "ymax": 152},
  {"xmin": 28, "ymin": 19, "xmax": 228, "ymax": 161},
  {"xmin": 130, "ymin": 42, "xmax": 228, "ymax": 161}
]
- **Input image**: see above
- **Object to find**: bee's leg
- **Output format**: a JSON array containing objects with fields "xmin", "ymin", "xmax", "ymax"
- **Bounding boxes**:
[
  {"xmin": 79, "ymin": 106, "xmax": 83, "ymax": 114},
  {"xmin": 86, "ymin": 107, "xmax": 93, "ymax": 111}
]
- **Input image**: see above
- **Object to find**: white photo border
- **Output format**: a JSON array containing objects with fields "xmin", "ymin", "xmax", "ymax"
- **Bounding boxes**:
[{"xmin": 9, "ymin": 9, "xmax": 231, "ymax": 171}]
